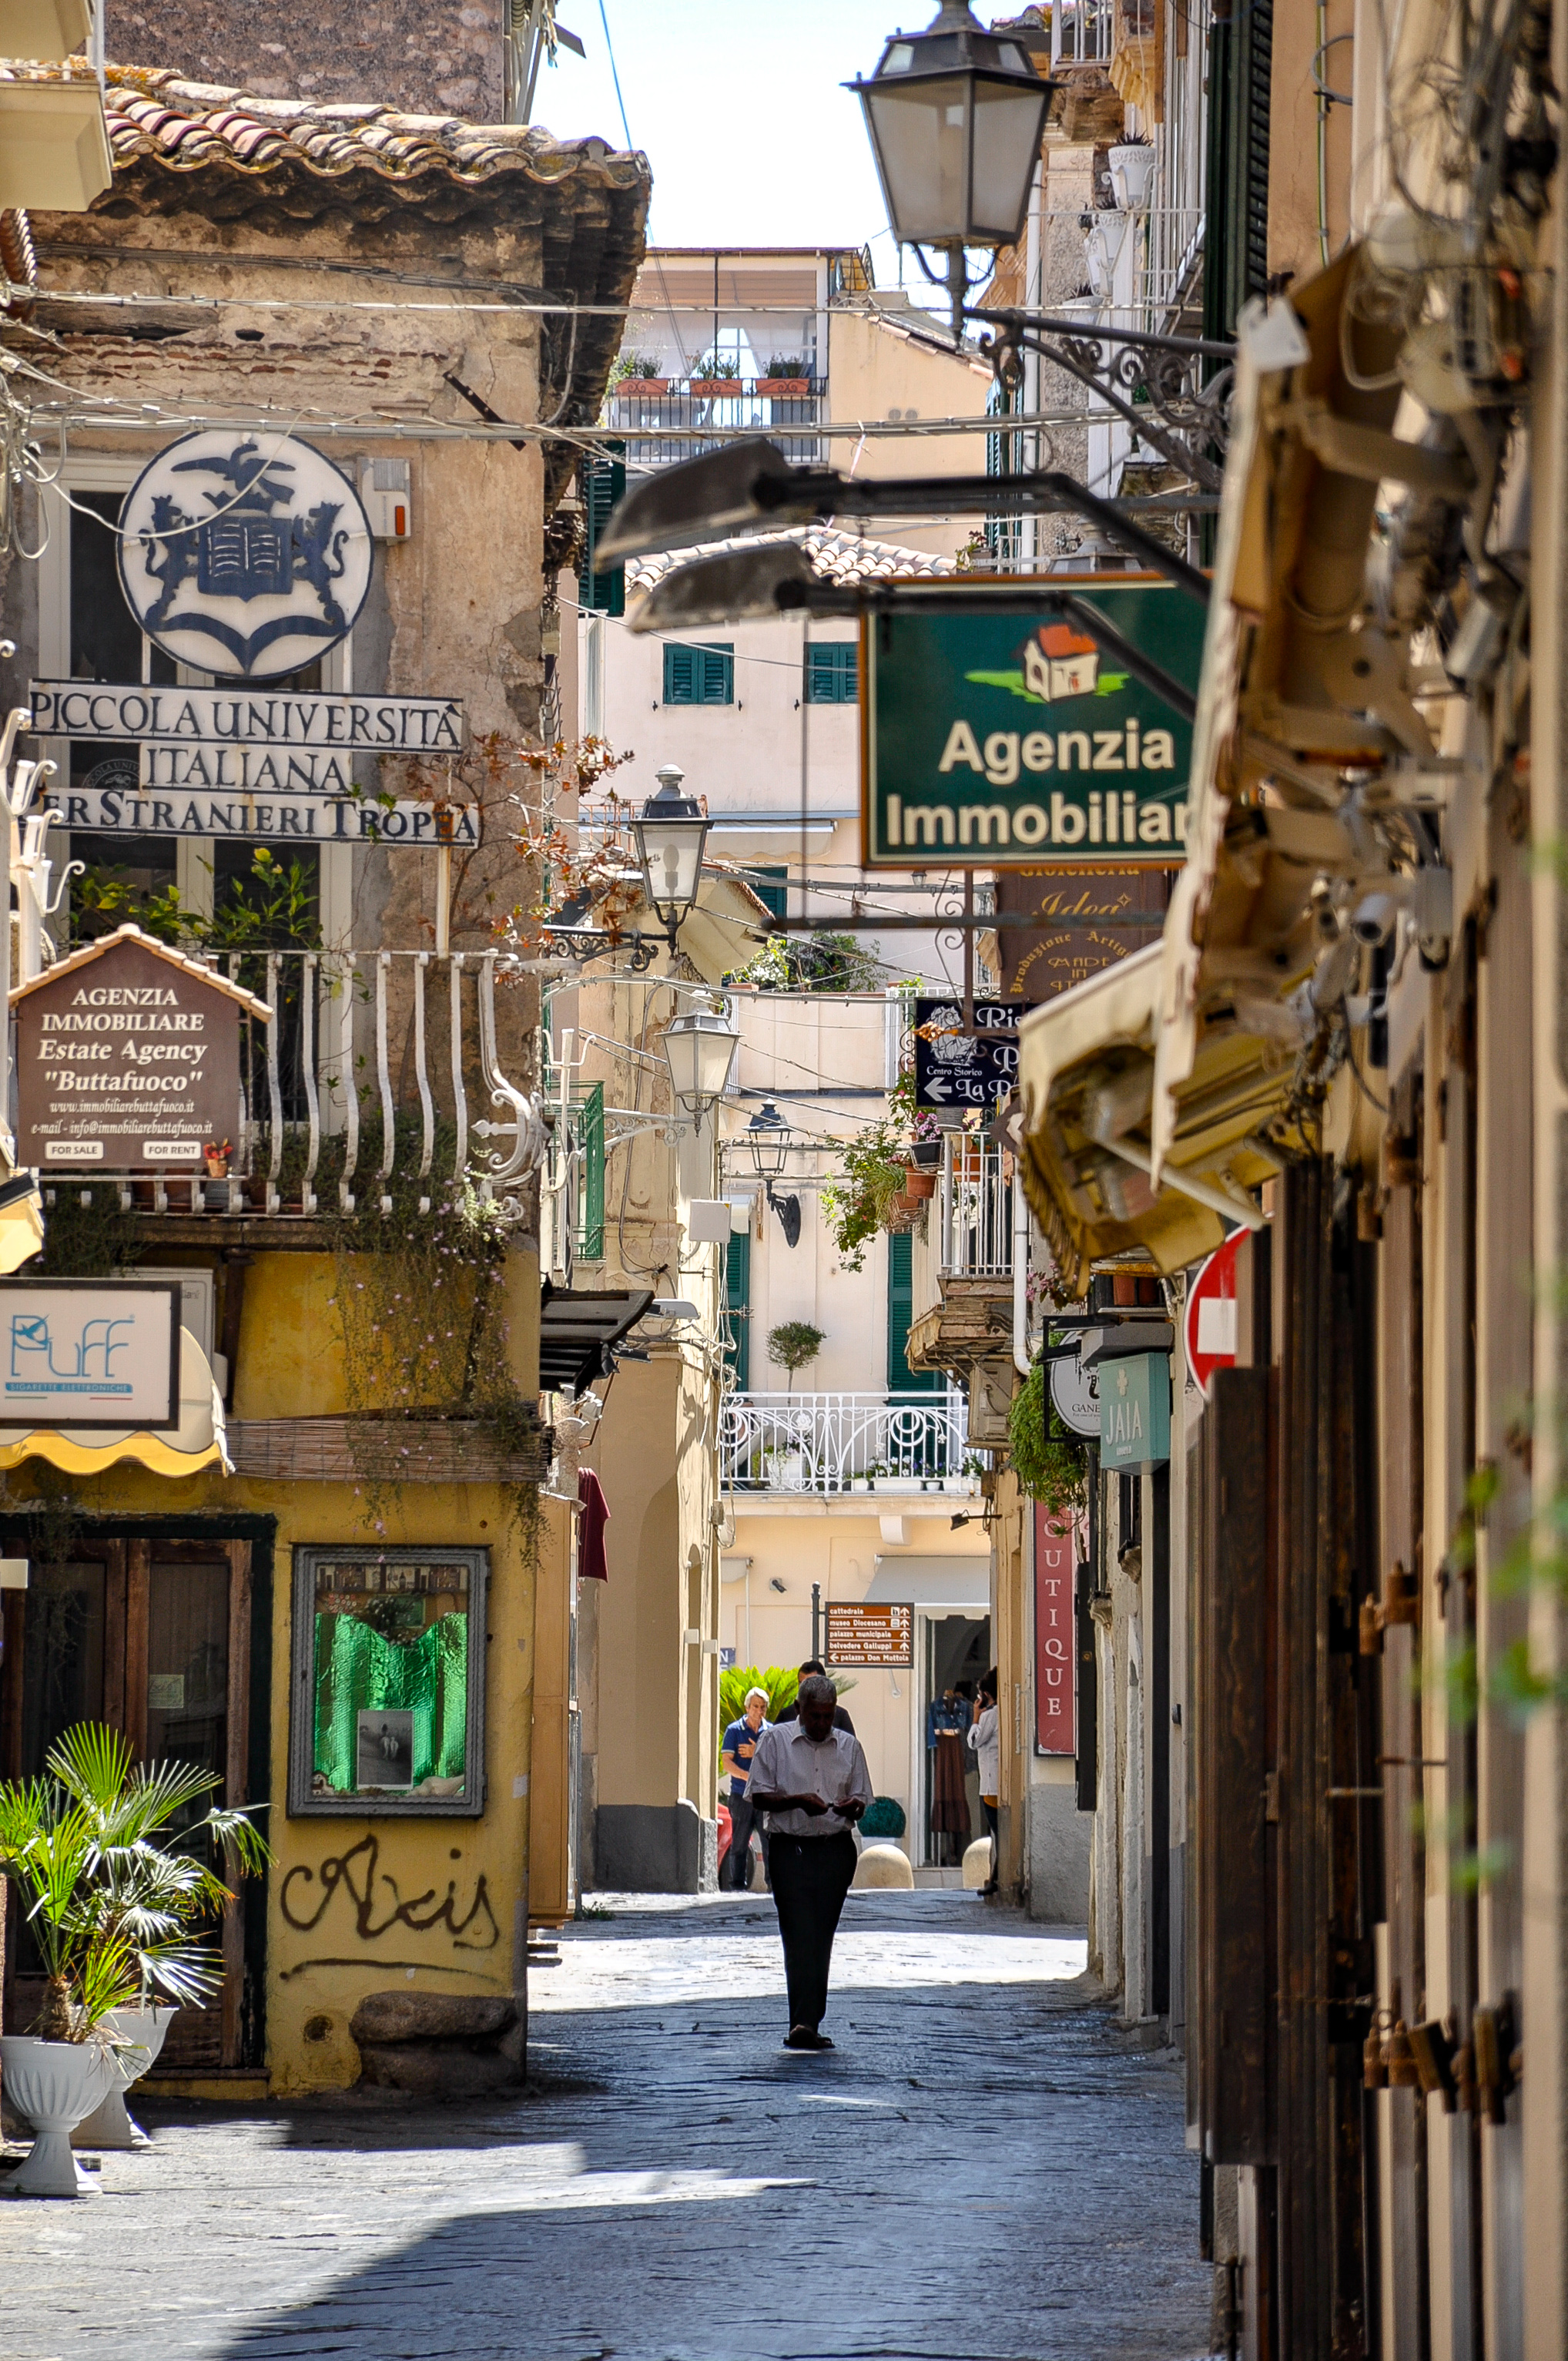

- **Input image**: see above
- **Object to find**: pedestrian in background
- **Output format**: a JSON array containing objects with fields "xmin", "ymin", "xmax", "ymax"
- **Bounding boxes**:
[
  {"xmin": 968, "ymin": 1671, "xmax": 1000, "ymax": 1897},
  {"xmin": 720, "ymin": 1685, "xmax": 771, "ymax": 1891},
  {"xmin": 747, "ymin": 1673, "xmax": 873, "ymax": 2049},
  {"xmin": 774, "ymin": 1658, "xmax": 856, "ymax": 1734}
]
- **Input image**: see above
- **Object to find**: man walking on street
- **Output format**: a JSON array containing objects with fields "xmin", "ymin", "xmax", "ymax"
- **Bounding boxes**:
[
  {"xmin": 775, "ymin": 1659, "xmax": 856, "ymax": 1733},
  {"xmin": 720, "ymin": 1685, "xmax": 771, "ymax": 1891},
  {"xmin": 747, "ymin": 1673, "xmax": 873, "ymax": 2050}
]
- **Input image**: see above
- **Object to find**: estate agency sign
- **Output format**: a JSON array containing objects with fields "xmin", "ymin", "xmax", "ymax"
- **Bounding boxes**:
[
  {"xmin": 13, "ymin": 933, "xmax": 262, "ymax": 1172},
  {"xmin": 824, "ymin": 1601, "xmax": 914, "ymax": 1667},
  {"xmin": 0, "ymin": 1279, "xmax": 180, "ymax": 1429},
  {"xmin": 861, "ymin": 582, "xmax": 1204, "ymax": 868}
]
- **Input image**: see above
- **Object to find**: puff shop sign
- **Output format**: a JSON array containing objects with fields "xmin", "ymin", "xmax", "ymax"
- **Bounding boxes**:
[{"xmin": 118, "ymin": 431, "xmax": 374, "ymax": 681}]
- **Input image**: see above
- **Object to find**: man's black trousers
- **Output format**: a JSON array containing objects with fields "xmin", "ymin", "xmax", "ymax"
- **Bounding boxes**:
[
  {"xmin": 725, "ymin": 1793, "xmax": 769, "ymax": 1890},
  {"xmin": 767, "ymin": 1831, "xmax": 857, "ymax": 2030}
]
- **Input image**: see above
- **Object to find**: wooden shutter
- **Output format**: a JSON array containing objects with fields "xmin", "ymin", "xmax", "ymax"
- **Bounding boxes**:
[
  {"xmin": 1203, "ymin": 0, "xmax": 1272, "ymax": 342},
  {"xmin": 886, "ymin": 1230, "xmax": 941, "ymax": 1393},
  {"xmin": 699, "ymin": 643, "xmax": 734, "ymax": 703},
  {"xmin": 580, "ymin": 451, "xmax": 626, "ymax": 617},
  {"xmin": 1194, "ymin": 1363, "xmax": 1271, "ymax": 2164},
  {"xmin": 723, "ymin": 1229, "xmax": 750, "ymax": 1391},
  {"xmin": 807, "ymin": 643, "xmax": 858, "ymax": 703},
  {"xmin": 663, "ymin": 643, "xmax": 697, "ymax": 703}
]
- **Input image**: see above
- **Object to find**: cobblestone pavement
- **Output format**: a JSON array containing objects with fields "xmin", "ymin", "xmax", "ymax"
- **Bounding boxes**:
[{"xmin": 0, "ymin": 1890, "xmax": 1211, "ymax": 2361}]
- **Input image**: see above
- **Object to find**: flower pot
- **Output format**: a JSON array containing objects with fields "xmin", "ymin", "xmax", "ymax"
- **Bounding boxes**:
[
  {"xmin": 765, "ymin": 1449, "xmax": 806, "ymax": 1492},
  {"xmin": 910, "ymin": 1140, "xmax": 942, "ymax": 1170},
  {"xmin": 615, "ymin": 377, "xmax": 667, "ymax": 394},
  {"xmin": 71, "ymin": 2004, "xmax": 176, "ymax": 2151},
  {"xmin": 763, "ymin": 377, "xmax": 812, "ymax": 394},
  {"xmin": 689, "ymin": 378, "xmax": 740, "ymax": 395},
  {"xmin": 901, "ymin": 1166, "xmax": 936, "ymax": 1202},
  {"xmin": 850, "ymin": 1476, "xmax": 871, "ymax": 1493},
  {"xmin": 0, "ymin": 2035, "xmax": 118, "ymax": 2196}
]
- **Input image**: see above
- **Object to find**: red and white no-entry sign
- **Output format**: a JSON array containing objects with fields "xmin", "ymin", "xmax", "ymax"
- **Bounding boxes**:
[{"xmin": 1184, "ymin": 1229, "xmax": 1248, "ymax": 1397}]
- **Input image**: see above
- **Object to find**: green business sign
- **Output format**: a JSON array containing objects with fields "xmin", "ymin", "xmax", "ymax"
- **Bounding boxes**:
[
  {"xmin": 1098, "ymin": 1351, "xmax": 1171, "ymax": 1470},
  {"xmin": 862, "ymin": 579, "xmax": 1204, "ymax": 868}
]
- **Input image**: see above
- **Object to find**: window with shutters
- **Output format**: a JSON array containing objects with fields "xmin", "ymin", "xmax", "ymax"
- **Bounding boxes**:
[
  {"xmin": 663, "ymin": 641, "xmax": 734, "ymax": 705},
  {"xmin": 886, "ymin": 1230, "xmax": 943, "ymax": 1393},
  {"xmin": 572, "ymin": 1084, "xmax": 605, "ymax": 1264},
  {"xmin": 745, "ymin": 864, "xmax": 788, "ymax": 918},
  {"xmin": 805, "ymin": 642, "xmax": 858, "ymax": 703},
  {"xmin": 579, "ymin": 451, "xmax": 626, "ymax": 618},
  {"xmin": 722, "ymin": 1228, "xmax": 751, "ymax": 1391}
]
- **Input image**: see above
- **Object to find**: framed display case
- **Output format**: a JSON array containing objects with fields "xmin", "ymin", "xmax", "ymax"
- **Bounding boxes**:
[{"xmin": 288, "ymin": 1544, "xmax": 487, "ymax": 1816}]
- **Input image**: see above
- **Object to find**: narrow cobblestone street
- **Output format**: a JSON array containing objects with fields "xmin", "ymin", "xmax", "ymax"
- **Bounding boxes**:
[{"xmin": 2, "ymin": 1892, "xmax": 1209, "ymax": 2361}]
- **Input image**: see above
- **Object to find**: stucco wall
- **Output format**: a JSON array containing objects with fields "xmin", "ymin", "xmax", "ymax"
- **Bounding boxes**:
[{"xmin": 104, "ymin": 1, "xmax": 508, "ymax": 119}]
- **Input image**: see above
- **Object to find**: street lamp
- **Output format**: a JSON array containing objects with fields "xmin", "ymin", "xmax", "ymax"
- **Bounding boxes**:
[
  {"xmin": 849, "ymin": 2, "xmax": 1053, "ymax": 338},
  {"xmin": 662, "ymin": 1001, "xmax": 741, "ymax": 1132},
  {"xmin": 632, "ymin": 763, "xmax": 712, "ymax": 949},
  {"xmin": 745, "ymin": 1100, "xmax": 802, "ymax": 1249}
]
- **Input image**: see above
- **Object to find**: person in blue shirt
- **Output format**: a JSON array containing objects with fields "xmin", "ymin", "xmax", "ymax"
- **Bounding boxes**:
[{"xmin": 720, "ymin": 1685, "xmax": 771, "ymax": 1890}]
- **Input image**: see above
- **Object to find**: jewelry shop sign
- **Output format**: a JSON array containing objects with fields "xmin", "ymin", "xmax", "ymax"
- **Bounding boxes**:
[
  {"xmin": 0, "ymin": 1278, "xmax": 180, "ymax": 1430},
  {"xmin": 861, "ymin": 580, "xmax": 1204, "ymax": 869},
  {"xmin": 13, "ymin": 934, "xmax": 263, "ymax": 1172},
  {"xmin": 824, "ymin": 1601, "xmax": 914, "ymax": 1668}
]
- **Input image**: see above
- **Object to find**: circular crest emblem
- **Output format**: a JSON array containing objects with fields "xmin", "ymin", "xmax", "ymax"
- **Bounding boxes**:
[{"xmin": 117, "ymin": 431, "xmax": 374, "ymax": 682}]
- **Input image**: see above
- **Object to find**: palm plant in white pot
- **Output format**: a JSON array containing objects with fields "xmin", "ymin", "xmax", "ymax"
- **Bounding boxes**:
[{"xmin": 0, "ymin": 1722, "xmax": 269, "ymax": 2194}]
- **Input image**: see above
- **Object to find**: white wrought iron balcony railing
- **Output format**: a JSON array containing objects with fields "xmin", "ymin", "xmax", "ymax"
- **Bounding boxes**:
[
  {"xmin": 28, "ymin": 948, "xmax": 546, "ymax": 1222},
  {"xmin": 939, "ymin": 1136, "xmax": 1014, "ymax": 1280},
  {"xmin": 721, "ymin": 1390, "xmax": 973, "ymax": 1495}
]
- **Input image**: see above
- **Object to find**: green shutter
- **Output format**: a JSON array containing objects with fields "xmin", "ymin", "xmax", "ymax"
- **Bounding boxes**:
[
  {"xmin": 573, "ymin": 1083, "xmax": 605, "ymax": 1263},
  {"xmin": 663, "ymin": 641, "xmax": 733, "ymax": 704},
  {"xmin": 1204, "ymin": 0, "xmax": 1273, "ymax": 343},
  {"xmin": 746, "ymin": 864, "xmax": 788, "ymax": 918},
  {"xmin": 580, "ymin": 451, "xmax": 626, "ymax": 617},
  {"xmin": 806, "ymin": 643, "xmax": 858, "ymax": 703},
  {"xmin": 723, "ymin": 1227, "xmax": 751, "ymax": 1391},
  {"xmin": 886, "ymin": 1229, "xmax": 943, "ymax": 1393}
]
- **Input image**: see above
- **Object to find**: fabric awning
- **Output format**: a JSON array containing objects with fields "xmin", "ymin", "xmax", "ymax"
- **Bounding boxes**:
[
  {"xmin": 539, "ymin": 1284, "xmax": 656, "ymax": 1395},
  {"xmin": 1017, "ymin": 942, "xmax": 1283, "ymax": 1293},
  {"xmin": 0, "ymin": 1326, "xmax": 229, "ymax": 1478}
]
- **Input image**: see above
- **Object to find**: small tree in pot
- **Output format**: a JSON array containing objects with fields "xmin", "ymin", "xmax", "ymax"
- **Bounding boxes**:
[{"xmin": 766, "ymin": 1320, "xmax": 825, "ymax": 1395}]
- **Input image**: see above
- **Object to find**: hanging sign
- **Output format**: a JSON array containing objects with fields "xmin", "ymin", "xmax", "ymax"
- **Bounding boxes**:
[
  {"xmin": 115, "ymin": 432, "xmax": 374, "ymax": 681},
  {"xmin": 29, "ymin": 682, "xmax": 466, "ymax": 753},
  {"xmin": 1050, "ymin": 1350, "xmax": 1100, "ymax": 1438},
  {"xmin": 824, "ymin": 1601, "xmax": 913, "ymax": 1667},
  {"xmin": 1034, "ymin": 1507, "xmax": 1076, "ymax": 1756},
  {"xmin": 12, "ymin": 930, "xmax": 265, "ymax": 1172},
  {"xmin": 861, "ymin": 579, "xmax": 1204, "ymax": 869},
  {"xmin": 45, "ymin": 781, "xmax": 481, "ymax": 848},
  {"xmin": 1099, "ymin": 1350, "xmax": 1171, "ymax": 1470},
  {"xmin": 0, "ymin": 1279, "xmax": 180, "ymax": 1430},
  {"xmin": 913, "ymin": 996, "xmax": 1024, "ymax": 1109},
  {"xmin": 1184, "ymin": 1229, "xmax": 1247, "ymax": 1398}
]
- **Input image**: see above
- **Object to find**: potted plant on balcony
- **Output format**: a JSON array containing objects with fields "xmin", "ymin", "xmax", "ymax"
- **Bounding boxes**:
[
  {"xmin": 689, "ymin": 353, "xmax": 742, "ymax": 394},
  {"xmin": 763, "ymin": 355, "xmax": 812, "ymax": 394},
  {"xmin": 611, "ymin": 350, "xmax": 666, "ymax": 393},
  {"xmin": 0, "ymin": 1722, "xmax": 270, "ymax": 2197}
]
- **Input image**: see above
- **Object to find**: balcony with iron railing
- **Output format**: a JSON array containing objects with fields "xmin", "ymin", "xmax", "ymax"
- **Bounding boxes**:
[
  {"xmin": 604, "ymin": 381, "xmax": 825, "ymax": 467},
  {"xmin": 721, "ymin": 1390, "xmax": 974, "ymax": 1497},
  {"xmin": 29, "ymin": 948, "xmax": 545, "ymax": 1229},
  {"xmin": 906, "ymin": 1138, "xmax": 1017, "ymax": 1380}
]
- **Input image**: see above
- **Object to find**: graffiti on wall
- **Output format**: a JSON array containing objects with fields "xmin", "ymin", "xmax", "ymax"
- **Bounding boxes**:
[{"xmin": 280, "ymin": 1831, "xmax": 500, "ymax": 1950}]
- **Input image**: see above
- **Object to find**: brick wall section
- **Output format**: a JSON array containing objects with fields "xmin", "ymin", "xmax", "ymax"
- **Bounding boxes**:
[{"xmin": 103, "ymin": 0, "xmax": 508, "ymax": 118}]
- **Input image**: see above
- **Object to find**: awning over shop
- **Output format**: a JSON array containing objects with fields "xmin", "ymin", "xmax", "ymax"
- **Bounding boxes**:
[
  {"xmin": 1017, "ymin": 944, "xmax": 1281, "ymax": 1294},
  {"xmin": 1018, "ymin": 243, "xmax": 1442, "ymax": 1286},
  {"xmin": 0, "ymin": 1326, "xmax": 229, "ymax": 1478},
  {"xmin": 538, "ymin": 1284, "xmax": 656, "ymax": 1395}
]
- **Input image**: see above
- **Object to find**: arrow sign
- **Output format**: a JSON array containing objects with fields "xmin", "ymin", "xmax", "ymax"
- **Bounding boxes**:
[{"xmin": 1184, "ymin": 1229, "xmax": 1248, "ymax": 1398}]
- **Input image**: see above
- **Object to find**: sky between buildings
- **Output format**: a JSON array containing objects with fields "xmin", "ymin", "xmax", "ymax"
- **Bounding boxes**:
[{"xmin": 534, "ymin": 1, "xmax": 916, "ymax": 273}]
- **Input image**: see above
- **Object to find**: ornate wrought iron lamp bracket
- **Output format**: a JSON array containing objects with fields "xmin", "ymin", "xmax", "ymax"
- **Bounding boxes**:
[{"xmin": 971, "ymin": 306, "xmax": 1236, "ymax": 495}]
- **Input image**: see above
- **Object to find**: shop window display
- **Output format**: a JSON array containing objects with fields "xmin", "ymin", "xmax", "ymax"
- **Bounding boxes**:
[{"xmin": 288, "ymin": 1546, "xmax": 487, "ymax": 1816}]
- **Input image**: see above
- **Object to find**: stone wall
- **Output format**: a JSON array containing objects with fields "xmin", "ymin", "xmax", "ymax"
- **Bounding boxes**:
[{"xmin": 104, "ymin": 0, "xmax": 508, "ymax": 119}]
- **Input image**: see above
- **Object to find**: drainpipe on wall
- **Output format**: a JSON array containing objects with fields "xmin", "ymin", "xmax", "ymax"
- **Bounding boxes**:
[{"xmin": 1013, "ymin": 1185, "xmax": 1030, "ymax": 1377}]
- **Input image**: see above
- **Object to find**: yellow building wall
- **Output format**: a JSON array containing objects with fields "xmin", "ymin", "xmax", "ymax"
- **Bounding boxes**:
[{"xmin": 15, "ymin": 1242, "xmax": 560, "ymax": 2094}]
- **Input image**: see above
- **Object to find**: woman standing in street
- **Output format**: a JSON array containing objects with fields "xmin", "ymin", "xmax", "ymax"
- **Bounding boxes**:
[{"xmin": 968, "ymin": 1671, "xmax": 1000, "ymax": 1897}]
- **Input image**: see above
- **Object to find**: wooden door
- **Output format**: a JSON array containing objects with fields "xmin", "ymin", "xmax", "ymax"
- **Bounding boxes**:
[{"xmin": 1, "ymin": 1532, "xmax": 251, "ymax": 2067}]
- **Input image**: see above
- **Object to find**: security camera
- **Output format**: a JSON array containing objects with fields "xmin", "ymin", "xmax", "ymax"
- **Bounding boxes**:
[{"xmin": 1350, "ymin": 890, "xmax": 1402, "ymax": 946}]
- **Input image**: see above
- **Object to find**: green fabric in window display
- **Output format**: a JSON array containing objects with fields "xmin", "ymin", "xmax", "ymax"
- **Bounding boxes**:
[{"xmin": 313, "ymin": 1611, "xmax": 468, "ymax": 1790}]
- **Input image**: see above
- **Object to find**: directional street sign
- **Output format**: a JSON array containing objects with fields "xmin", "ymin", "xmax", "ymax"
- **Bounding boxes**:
[{"xmin": 913, "ymin": 996, "xmax": 1024, "ymax": 1110}]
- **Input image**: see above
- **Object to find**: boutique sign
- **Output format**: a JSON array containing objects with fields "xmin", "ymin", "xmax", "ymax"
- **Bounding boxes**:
[{"xmin": 861, "ymin": 581, "xmax": 1204, "ymax": 868}]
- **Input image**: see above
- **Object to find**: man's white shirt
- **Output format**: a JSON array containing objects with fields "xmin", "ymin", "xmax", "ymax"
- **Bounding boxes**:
[{"xmin": 749, "ymin": 1721, "xmax": 875, "ymax": 1836}]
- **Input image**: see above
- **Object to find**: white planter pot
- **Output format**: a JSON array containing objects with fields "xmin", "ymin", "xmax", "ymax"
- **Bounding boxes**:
[
  {"xmin": 0, "ymin": 2035, "xmax": 117, "ymax": 2196},
  {"xmin": 72, "ymin": 2004, "xmax": 176, "ymax": 2151}
]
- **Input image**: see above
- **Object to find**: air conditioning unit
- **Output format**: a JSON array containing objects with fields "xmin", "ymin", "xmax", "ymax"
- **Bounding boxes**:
[{"xmin": 360, "ymin": 458, "xmax": 412, "ymax": 541}]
